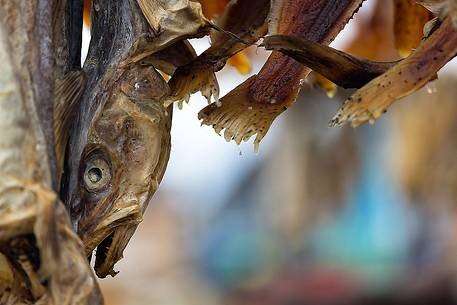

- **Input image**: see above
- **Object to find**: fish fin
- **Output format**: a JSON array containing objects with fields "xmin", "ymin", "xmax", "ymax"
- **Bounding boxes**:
[
  {"xmin": 54, "ymin": 71, "xmax": 87, "ymax": 177},
  {"xmin": 198, "ymin": 77, "xmax": 286, "ymax": 152},
  {"xmin": 165, "ymin": 64, "xmax": 220, "ymax": 107},
  {"xmin": 198, "ymin": 0, "xmax": 366, "ymax": 148},
  {"xmin": 123, "ymin": 0, "xmax": 210, "ymax": 64}
]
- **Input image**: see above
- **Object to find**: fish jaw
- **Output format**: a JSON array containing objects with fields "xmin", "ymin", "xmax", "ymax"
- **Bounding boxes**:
[
  {"xmin": 80, "ymin": 202, "xmax": 142, "ymax": 255},
  {"xmin": 79, "ymin": 184, "xmax": 152, "ymax": 277},
  {"xmin": 93, "ymin": 225, "xmax": 137, "ymax": 278}
]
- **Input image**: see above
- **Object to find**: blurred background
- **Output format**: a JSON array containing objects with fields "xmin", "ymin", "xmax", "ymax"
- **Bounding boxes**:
[{"xmin": 83, "ymin": 1, "xmax": 457, "ymax": 304}]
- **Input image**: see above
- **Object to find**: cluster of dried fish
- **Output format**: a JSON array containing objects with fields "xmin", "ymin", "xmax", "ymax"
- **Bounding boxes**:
[
  {"xmin": 164, "ymin": 0, "xmax": 456, "ymax": 150},
  {"xmin": 1, "ymin": 0, "xmax": 193, "ymax": 303},
  {"xmin": 262, "ymin": 0, "xmax": 455, "ymax": 128},
  {"xmin": 187, "ymin": 0, "xmax": 367, "ymax": 151},
  {"xmin": 0, "ymin": 0, "xmax": 456, "ymax": 304}
]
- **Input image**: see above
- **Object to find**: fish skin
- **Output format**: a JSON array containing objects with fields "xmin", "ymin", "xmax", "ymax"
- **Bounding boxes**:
[
  {"xmin": 124, "ymin": 0, "xmax": 211, "ymax": 64},
  {"xmin": 251, "ymin": 0, "xmax": 366, "ymax": 108},
  {"xmin": 54, "ymin": 0, "xmax": 84, "ymax": 75},
  {"xmin": 140, "ymin": 40, "xmax": 198, "ymax": 76}
]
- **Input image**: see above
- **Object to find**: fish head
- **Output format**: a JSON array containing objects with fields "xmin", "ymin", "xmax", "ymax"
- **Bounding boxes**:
[{"xmin": 75, "ymin": 65, "xmax": 171, "ymax": 278}]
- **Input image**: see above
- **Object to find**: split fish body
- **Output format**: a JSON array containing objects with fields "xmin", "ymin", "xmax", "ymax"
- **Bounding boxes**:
[{"xmin": 0, "ymin": 2, "xmax": 101, "ymax": 304}]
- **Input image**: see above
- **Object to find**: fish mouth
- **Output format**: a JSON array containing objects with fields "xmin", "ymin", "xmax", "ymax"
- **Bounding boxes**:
[
  {"xmin": 81, "ymin": 201, "xmax": 143, "ymax": 278},
  {"xmin": 93, "ymin": 225, "xmax": 137, "ymax": 278}
]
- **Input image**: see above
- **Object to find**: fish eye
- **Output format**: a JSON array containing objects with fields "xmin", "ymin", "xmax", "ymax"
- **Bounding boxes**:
[{"xmin": 83, "ymin": 158, "xmax": 111, "ymax": 192}]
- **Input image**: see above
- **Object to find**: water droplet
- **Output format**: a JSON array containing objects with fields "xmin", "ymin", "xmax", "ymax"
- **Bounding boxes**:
[
  {"xmin": 426, "ymin": 82, "xmax": 437, "ymax": 94},
  {"xmin": 254, "ymin": 141, "xmax": 260, "ymax": 154}
]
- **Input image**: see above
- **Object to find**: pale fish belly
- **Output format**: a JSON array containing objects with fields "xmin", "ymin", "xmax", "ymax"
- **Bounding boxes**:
[
  {"xmin": 0, "ymin": 15, "xmax": 39, "ymax": 238},
  {"xmin": 0, "ymin": 18, "xmax": 34, "ymax": 180}
]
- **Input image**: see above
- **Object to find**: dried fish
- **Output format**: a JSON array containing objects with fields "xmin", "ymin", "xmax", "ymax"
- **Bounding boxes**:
[
  {"xmin": 76, "ymin": 65, "xmax": 171, "ymax": 278},
  {"xmin": 304, "ymin": 0, "xmax": 397, "ymax": 98},
  {"xmin": 7, "ymin": 0, "xmax": 457, "ymax": 303},
  {"xmin": 199, "ymin": 0, "xmax": 365, "ymax": 150},
  {"xmin": 0, "ymin": 1, "xmax": 101, "ymax": 304},
  {"xmin": 64, "ymin": 0, "xmax": 172, "ymax": 280},
  {"xmin": 330, "ymin": 17, "xmax": 457, "ymax": 127}
]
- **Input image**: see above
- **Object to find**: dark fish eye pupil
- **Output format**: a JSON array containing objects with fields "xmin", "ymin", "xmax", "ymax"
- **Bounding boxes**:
[{"xmin": 88, "ymin": 167, "xmax": 103, "ymax": 184}]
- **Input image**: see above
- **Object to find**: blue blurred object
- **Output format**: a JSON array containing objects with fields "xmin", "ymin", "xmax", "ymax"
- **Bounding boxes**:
[
  {"xmin": 199, "ymin": 211, "xmax": 278, "ymax": 290},
  {"xmin": 308, "ymin": 122, "xmax": 417, "ymax": 290},
  {"xmin": 198, "ymin": 118, "xmax": 423, "ymax": 294}
]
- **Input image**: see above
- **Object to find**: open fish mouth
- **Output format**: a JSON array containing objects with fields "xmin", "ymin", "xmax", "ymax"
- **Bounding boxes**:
[
  {"xmin": 94, "ymin": 232, "xmax": 115, "ymax": 277},
  {"xmin": 93, "ymin": 225, "xmax": 137, "ymax": 278},
  {"xmin": 82, "ymin": 201, "xmax": 144, "ymax": 278}
]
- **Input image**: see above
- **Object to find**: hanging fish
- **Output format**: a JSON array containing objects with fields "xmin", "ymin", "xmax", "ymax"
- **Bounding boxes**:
[
  {"xmin": 330, "ymin": 16, "xmax": 457, "ymax": 127},
  {"xmin": 0, "ymin": 1, "xmax": 101, "ymax": 304},
  {"xmin": 63, "ymin": 0, "xmax": 209, "ymax": 279},
  {"xmin": 76, "ymin": 63, "xmax": 172, "ymax": 278},
  {"xmin": 198, "ymin": 0, "xmax": 365, "ymax": 151}
]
